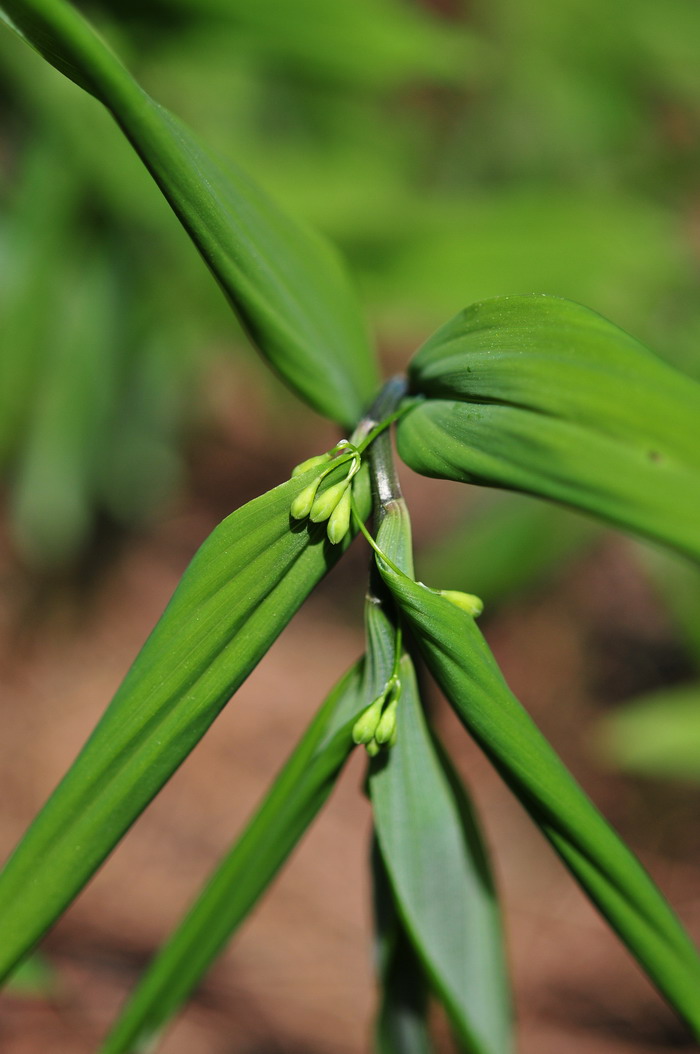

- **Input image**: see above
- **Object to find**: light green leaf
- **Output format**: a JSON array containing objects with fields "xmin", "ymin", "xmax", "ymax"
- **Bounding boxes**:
[
  {"xmin": 595, "ymin": 684, "xmax": 700, "ymax": 781},
  {"xmin": 371, "ymin": 841, "xmax": 433, "ymax": 1054},
  {"xmin": 377, "ymin": 559, "xmax": 700, "ymax": 1037},
  {"xmin": 101, "ymin": 661, "xmax": 366, "ymax": 1054},
  {"xmin": 370, "ymin": 654, "xmax": 511, "ymax": 1054},
  {"xmin": 397, "ymin": 295, "xmax": 700, "ymax": 562},
  {"xmin": 0, "ymin": 0, "xmax": 378, "ymax": 427},
  {"xmin": 0, "ymin": 466, "xmax": 370, "ymax": 982}
]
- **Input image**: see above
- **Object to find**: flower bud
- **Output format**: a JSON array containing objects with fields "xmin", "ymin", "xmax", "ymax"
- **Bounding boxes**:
[
  {"xmin": 290, "ymin": 479, "xmax": 321, "ymax": 520},
  {"xmin": 366, "ymin": 738, "xmax": 381, "ymax": 758},
  {"xmin": 439, "ymin": 589, "xmax": 484, "ymax": 618},
  {"xmin": 291, "ymin": 453, "xmax": 331, "ymax": 478},
  {"xmin": 310, "ymin": 480, "xmax": 348, "ymax": 523},
  {"xmin": 352, "ymin": 696, "xmax": 384, "ymax": 745},
  {"xmin": 326, "ymin": 486, "xmax": 352, "ymax": 544},
  {"xmin": 375, "ymin": 698, "xmax": 398, "ymax": 745}
]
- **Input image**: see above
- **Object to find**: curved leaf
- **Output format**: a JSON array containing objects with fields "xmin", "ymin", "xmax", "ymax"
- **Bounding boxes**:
[
  {"xmin": 101, "ymin": 661, "xmax": 366, "ymax": 1054},
  {"xmin": 0, "ymin": 466, "xmax": 370, "ymax": 981},
  {"xmin": 397, "ymin": 295, "xmax": 700, "ymax": 561},
  {"xmin": 377, "ymin": 558, "xmax": 700, "ymax": 1038},
  {"xmin": 0, "ymin": 0, "xmax": 378, "ymax": 427}
]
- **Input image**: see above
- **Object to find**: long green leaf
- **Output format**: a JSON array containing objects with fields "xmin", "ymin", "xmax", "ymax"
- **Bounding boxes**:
[
  {"xmin": 370, "ymin": 653, "xmax": 511, "ymax": 1054},
  {"xmin": 397, "ymin": 295, "xmax": 700, "ymax": 561},
  {"xmin": 371, "ymin": 840, "xmax": 433, "ymax": 1054},
  {"xmin": 362, "ymin": 480, "xmax": 510, "ymax": 1054},
  {"xmin": 101, "ymin": 661, "xmax": 366, "ymax": 1054},
  {"xmin": 0, "ymin": 466, "xmax": 370, "ymax": 981},
  {"xmin": 377, "ymin": 558, "xmax": 700, "ymax": 1037},
  {"xmin": 0, "ymin": 0, "xmax": 378, "ymax": 427}
]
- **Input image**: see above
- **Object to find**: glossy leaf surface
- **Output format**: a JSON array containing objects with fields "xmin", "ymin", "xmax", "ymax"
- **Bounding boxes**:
[
  {"xmin": 101, "ymin": 662, "xmax": 366, "ymax": 1054},
  {"xmin": 0, "ymin": 0, "xmax": 378, "ymax": 427},
  {"xmin": 398, "ymin": 295, "xmax": 700, "ymax": 561},
  {"xmin": 0, "ymin": 467, "xmax": 369, "ymax": 981},
  {"xmin": 378, "ymin": 559, "xmax": 700, "ymax": 1037}
]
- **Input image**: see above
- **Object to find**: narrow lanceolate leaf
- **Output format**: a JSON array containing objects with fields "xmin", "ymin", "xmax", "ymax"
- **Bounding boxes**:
[
  {"xmin": 378, "ymin": 560, "xmax": 700, "ymax": 1037},
  {"xmin": 371, "ymin": 841, "xmax": 433, "ymax": 1054},
  {"xmin": 0, "ymin": 0, "xmax": 378, "ymax": 427},
  {"xmin": 363, "ymin": 487, "xmax": 511, "ymax": 1054},
  {"xmin": 101, "ymin": 662, "xmax": 366, "ymax": 1054},
  {"xmin": 370, "ymin": 654, "xmax": 511, "ymax": 1054},
  {"xmin": 0, "ymin": 466, "xmax": 370, "ymax": 981},
  {"xmin": 397, "ymin": 295, "xmax": 700, "ymax": 562}
]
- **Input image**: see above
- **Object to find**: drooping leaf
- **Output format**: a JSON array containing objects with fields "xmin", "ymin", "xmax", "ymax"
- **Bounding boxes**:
[
  {"xmin": 101, "ymin": 661, "xmax": 366, "ymax": 1054},
  {"xmin": 377, "ymin": 557, "xmax": 700, "ymax": 1037},
  {"xmin": 595, "ymin": 684, "xmax": 700, "ymax": 781},
  {"xmin": 397, "ymin": 295, "xmax": 700, "ymax": 562},
  {"xmin": 0, "ymin": 465, "xmax": 370, "ymax": 982},
  {"xmin": 0, "ymin": 0, "xmax": 379, "ymax": 427},
  {"xmin": 363, "ymin": 486, "xmax": 511, "ymax": 1054},
  {"xmin": 370, "ymin": 653, "xmax": 511, "ymax": 1054},
  {"xmin": 371, "ymin": 840, "xmax": 433, "ymax": 1054}
]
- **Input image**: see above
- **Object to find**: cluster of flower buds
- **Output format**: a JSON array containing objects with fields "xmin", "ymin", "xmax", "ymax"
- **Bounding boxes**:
[
  {"xmin": 290, "ymin": 441, "xmax": 361, "ymax": 545},
  {"xmin": 352, "ymin": 675, "xmax": 401, "ymax": 756}
]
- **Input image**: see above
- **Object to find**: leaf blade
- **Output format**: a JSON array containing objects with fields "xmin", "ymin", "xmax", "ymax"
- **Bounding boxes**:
[
  {"xmin": 398, "ymin": 295, "xmax": 700, "ymax": 561},
  {"xmin": 378, "ymin": 560, "xmax": 700, "ymax": 1037},
  {"xmin": 370, "ymin": 654, "xmax": 512, "ymax": 1054},
  {"xmin": 0, "ymin": 468, "xmax": 370, "ymax": 980},
  {"xmin": 100, "ymin": 661, "xmax": 366, "ymax": 1054},
  {"xmin": 0, "ymin": 0, "xmax": 379, "ymax": 426}
]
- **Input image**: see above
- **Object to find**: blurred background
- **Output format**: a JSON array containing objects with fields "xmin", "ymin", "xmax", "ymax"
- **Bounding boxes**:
[{"xmin": 1, "ymin": 0, "xmax": 700, "ymax": 1050}]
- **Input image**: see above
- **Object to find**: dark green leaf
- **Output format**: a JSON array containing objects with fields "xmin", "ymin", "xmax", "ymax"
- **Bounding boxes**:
[
  {"xmin": 378, "ymin": 559, "xmax": 700, "ymax": 1037},
  {"xmin": 398, "ymin": 295, "xmax": 700, "ymax": 561},
  {"xmin": 0, "ymin": 0, "xmax": 378, "ymax": 427},
  {"xmin": 101, "ymin": 661, "xmax": 366, "ymax": 1054},
  {"xmin": 0, "ymin": 466, "xmax": 370, "ymax": 981}
]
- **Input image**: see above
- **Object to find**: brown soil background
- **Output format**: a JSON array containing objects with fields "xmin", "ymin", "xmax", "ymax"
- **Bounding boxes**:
[{"xmin": 1, "ymin": 377, "xmax": 698, "ymax": 1054}]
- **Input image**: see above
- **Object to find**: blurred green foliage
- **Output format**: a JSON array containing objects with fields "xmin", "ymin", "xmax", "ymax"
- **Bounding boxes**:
[{"xmin": 2, "ymin": 0, "xmax": 700, "ymax": 566}]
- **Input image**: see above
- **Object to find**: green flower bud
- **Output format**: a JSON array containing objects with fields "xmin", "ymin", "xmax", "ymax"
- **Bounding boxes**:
[
  {"xmin": 366, "ymin": 738, "xmax": 381, "ymax": 758},
  {"xmin": 291, "ymin": 452, "xmax": 331, "ymax": 478},
  {"xmin": 352, "ymin": 696, "xmax": 384, "ymax": 745},
  {"xmin": 326, "ymin": 485, "xmax": 352, "ymax": 544},
  {"xmin": 439, "ymin": 589, "xmax": 484, "ymax": 618},
  {"xmin": 310, "ymin": 480, "xmax": 348, "ymax": 523},
  {"xmin": 375, "ymin": 697, "xmax": 398, "ymax": 745},
  {"xmin": 290, "ymin": 479, "xmax": 321, "ymax": 519}
]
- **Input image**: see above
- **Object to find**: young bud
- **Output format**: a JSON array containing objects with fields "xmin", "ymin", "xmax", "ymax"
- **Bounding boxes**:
[
  {"xmin": 310, "ymin": 480, "xmax": 348, "ymax": 523},
  {"xmin": 375, "ymin": 697, "xmax": 398, "ymax": 745},
  {"xmin": 291, "ymin": 453, "xmax": 331, "ymax": 478},
  {"xmin": 439, "ymin": 589, "xmax": 484, "ymax": 618},
  {"xmin": 290, "ymin": 479, "xmax": 321, "ymax": 519},
  {"xmin": 326, "ymin": 486, "xmax": 352, "ymax": 544},
  {"xmin": 352, "ymin": 696, "xmax": 384, "ymax": 745},
  {"xmin": 366, "ymin": 738, "xmax": 381, "ymax": 758}
]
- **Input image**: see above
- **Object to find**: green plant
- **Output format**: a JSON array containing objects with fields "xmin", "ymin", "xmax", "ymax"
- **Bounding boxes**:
[{"xmin": 1, "ymin": 1, "xmax": 700, "ymax": 1051}]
